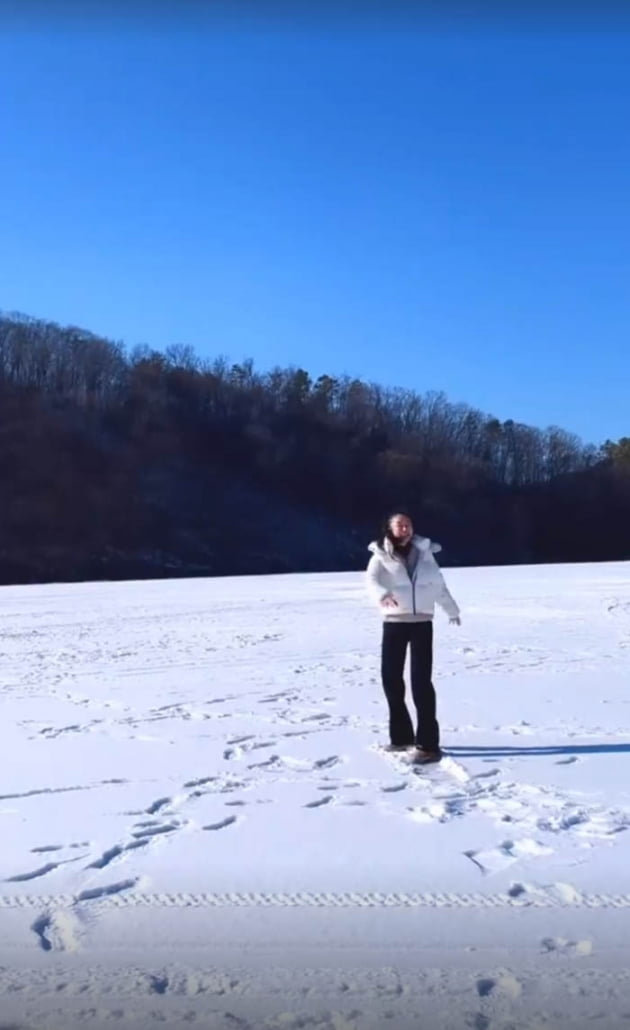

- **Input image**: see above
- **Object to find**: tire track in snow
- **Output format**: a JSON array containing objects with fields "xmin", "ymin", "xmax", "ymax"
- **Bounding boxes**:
[{"xmin": 5, "ymin": 888, "xmax": 630, "ymax": 910}]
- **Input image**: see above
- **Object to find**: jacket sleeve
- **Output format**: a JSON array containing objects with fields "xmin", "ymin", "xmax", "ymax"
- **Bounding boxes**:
[
  {"xmin": 434, "ymin": 572, "xmax": 460, "ymax": 619},
  {"xmin": 366, "ymin": 555, "xmax": 389, "ymax": 604}
]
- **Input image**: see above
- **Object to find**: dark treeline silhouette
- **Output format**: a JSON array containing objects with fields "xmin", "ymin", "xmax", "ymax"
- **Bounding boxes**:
[{"xmin": 0, "ymin": 310, "xmax": 628, "ymax": 584}]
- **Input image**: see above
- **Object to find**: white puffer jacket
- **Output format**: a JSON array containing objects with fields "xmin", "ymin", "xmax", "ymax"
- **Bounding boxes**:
[{"xmin": 366, "ymin": 535, "xmax": 460, "ymax": 620}]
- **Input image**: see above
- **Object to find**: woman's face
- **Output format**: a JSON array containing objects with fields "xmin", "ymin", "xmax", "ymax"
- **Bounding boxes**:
[{"xmin": 389, "ymin": 514, "xmax": 413, "ymax": 543}]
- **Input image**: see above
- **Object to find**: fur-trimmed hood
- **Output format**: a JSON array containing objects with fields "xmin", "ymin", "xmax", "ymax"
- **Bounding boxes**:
[{"xmin": 367, "ymin": 534, "xmax": 442, "ymax": 559}]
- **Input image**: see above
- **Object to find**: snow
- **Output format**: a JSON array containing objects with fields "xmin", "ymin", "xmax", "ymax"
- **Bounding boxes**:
[{"xmin": 1, "ymin": 561, "xmax": 630, "ymax": 1029}]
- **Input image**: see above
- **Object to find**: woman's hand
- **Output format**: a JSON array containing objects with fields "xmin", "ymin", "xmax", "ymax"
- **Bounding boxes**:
[
  {"xmin": 449, "ymin": 616, "xmax": 461, "ymax": 626},
  {"xmin": 381, "ymin": 593, "xmax": 398, "ymax": 609}
]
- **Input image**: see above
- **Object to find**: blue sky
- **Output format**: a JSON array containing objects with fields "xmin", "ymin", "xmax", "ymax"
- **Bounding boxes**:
[{"xmin": 1, "ymin": 8, "xmax": 629, "ymax": 445}]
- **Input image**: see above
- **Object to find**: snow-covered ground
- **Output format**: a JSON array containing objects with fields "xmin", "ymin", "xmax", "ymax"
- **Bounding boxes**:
[{"xmin": 2, "ymin": 561, "xmax": 630, "ymax": 1029}]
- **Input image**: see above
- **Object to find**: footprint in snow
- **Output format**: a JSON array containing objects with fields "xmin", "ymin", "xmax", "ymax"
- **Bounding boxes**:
[
  {"xmin": 247, "ymin": 755, "xmax": 279, "ymax": 770},
  {"xmin": 507, "ymin": 882, "xmax": 528, "ymax": 898},
  {"xmin": 536, "ymin": 811, "xmax": 589, "ymax": 833},
  {"xmin": 225, "ymin": 740, "xmax": 277, "ymax": 761},
  {"xmin": 203, "ymin": 816, "xmax": 239, "ymax": 831},
  {"xmin": 76, "ymin": 878, "xmax": 139, "ymax": 902},
  {"xmin": 7, "ymin": 849, "xmax": 88, "ymax": 881},
  {"xmin": 314, "ymin": 755, "xmax": 343, "ymax": 770},
  {"xmin": 304, "ymin": 795, "xmax": 334, "ymax": 809},
  {"xmin": 131, "ymin": 823, "xmax": 179, "ymax": 839},
  {"xmin": 476, "ymin": 974, "xmax": 522, "ymax": 999},
  {"xmin": 542, "ymin": 936, "xmax": 593, "ymax": 957},
  {"xmin": 465, "ymin": 838, "xmax": 552, "ymax": 875},
  {"xmin": 248, "ymin": 754, "xmax": 344, "ymax": 772},
  {"xmin": 88, "ymin": 840, "xmax": 148, "ymax": 870},
  {"xmin": 145, "ymin": 796, "xmax": 172, "ymax": 815},
  {"xmin": 6, "ymin": 862, "xmax": 63, "ymax": 883}
]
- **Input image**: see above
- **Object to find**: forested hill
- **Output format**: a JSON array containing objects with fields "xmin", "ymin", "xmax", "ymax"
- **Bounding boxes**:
[{"xmin": 0, "ymin": 311, "xmax": 628, "ymax": 585}]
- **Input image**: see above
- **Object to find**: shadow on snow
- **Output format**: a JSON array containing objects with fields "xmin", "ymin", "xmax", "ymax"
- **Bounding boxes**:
[{"xmin": 447, "ymin": 743, "xmax": 630, "ymax": 758}]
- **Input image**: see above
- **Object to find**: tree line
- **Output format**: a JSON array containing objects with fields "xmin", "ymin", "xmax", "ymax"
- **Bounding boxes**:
[{"xmin": 0, "ymin": 310, "xmax": 627, "ymax": 584}]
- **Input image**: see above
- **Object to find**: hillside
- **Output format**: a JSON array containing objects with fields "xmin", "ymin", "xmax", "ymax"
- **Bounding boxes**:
[{"xmin": 0, "ymin": 311, "xmax": 628, "ymax": 584}]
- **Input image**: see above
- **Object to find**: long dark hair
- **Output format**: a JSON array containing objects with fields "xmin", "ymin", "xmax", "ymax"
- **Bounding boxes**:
[{"xmin": 376, "ymin": 509, "xmax": 414, "ymax": 549}]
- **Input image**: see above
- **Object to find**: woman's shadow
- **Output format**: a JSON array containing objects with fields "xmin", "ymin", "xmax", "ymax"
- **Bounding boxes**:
[{"xmin": 448, "ymin": 743, "xmax": 630, "ymax": 758}]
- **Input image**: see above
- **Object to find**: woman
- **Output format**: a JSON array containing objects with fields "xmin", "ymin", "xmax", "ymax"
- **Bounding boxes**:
[{"xmin": 366, "ymin": 511, "xmax": 461, "ymax": 763}]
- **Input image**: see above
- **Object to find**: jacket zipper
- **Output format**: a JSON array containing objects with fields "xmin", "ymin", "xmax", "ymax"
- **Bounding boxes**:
[{"xmin": 403, "ymin": 557, "xmax": 417, "ymax": 615}]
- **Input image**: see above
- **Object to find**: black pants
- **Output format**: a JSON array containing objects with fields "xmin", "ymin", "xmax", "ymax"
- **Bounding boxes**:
[{"xmin": 381, "ymin": 621, "xmax": 439, "ymax": 750}]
